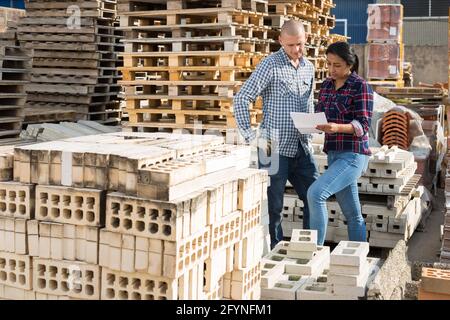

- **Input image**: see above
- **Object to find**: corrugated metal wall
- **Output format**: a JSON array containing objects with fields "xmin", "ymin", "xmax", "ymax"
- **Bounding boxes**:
[
  {"xmin": 403, "ymin": 18, "xmax": 448, "ymax": 46},
  {"xmin": 0, "ymin": 1, "xmax": 24, "ymax": 9},
  {"xmin": 333, "ymin": 0, "xmax": 375, "ymax": 44},
  {"xmin": 401, "ymin": 0, "xmax": 450, "ymax": 17}
]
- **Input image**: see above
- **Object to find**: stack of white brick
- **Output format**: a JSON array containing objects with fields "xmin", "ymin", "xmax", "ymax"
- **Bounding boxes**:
[
  {"xmin": 0, "ymin": 132, "xmax": 269, "ymax": 300},
  {"xmin": 280, "ymin": 194, "xmax": 304, "ymax": 236},
  {"xmin": 306, "ymin": 145, "xmax": 424, "ymax": 248},
  {"xmin": 0, "ymin": 180, "xmax": 36, "ymax": 299},
  {"xmin": 280, "ymin": 196, "xmax": 371, "ymax": 243},
  {"xmin": 297, "ymin": 241, "xmax": 380, "ymax": 300},
  {"xmin": 260, "ymin": 229, "xmax": 330, "ymax": 300}
]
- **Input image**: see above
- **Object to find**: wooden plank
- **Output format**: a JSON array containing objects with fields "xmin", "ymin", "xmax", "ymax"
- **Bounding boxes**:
[{"xmin": 119, "ymin": 80, "xmax": 240, "ymax": 86}]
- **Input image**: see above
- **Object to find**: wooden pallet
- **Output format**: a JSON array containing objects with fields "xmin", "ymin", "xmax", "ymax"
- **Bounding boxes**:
[
  {"xmin": 126, "ymin": 108, "xmax": 258, "ymax": 128},
  {"xmin": 121, "ymin": 51, "xmax": 266, "ymax": 70},
  {"xmin": 123, "ymin": 36, "xmax": 273, "ymax": 55},
  {"xmin": 119, "ymin": 7, "xmax": 269, "ymax": 28},
  {"xmin": 123, "ymin": 94, "xmax": 236, "ymax": 110},
  {"xmin": 119, "ymin": 0, "xmax": 268, "ymax": 14},
  {"xmin": 268, "ymin": 1, "xmax": 317, "ymax": 22},
  {"xmin": 24, "ymin": 6, "xmax": 116, "ymax": 19},
  {"xmin": 23, "ymin": 105, "xmax": 78, "ymax": 124},
  {"xmin": 368, "ymin": 80, "xmax": 405, "ymax": 89},
  {"xmin": 375, "ymin": 86, "xmax": 445, "ymax": 98}
]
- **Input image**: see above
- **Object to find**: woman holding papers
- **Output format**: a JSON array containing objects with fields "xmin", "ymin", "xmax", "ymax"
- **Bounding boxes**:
[{"xmin": 307, "ymin": 41, "xmax": 374, "ymax": 245}]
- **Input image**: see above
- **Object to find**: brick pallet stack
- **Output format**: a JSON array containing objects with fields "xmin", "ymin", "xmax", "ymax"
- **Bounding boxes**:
[
  {"xmin": 375, "ymin": 86, "xmax": 446, "ymax": 191},
  {"xmin": 366, "ymin": 3, "xmax": 404, "ymax": 89},
  {"xmin": 442, "ymin": 146, "xmax": 450, "ymax": 264},
  {"xmin": 282, "ymin": 145, "xmax": 426, "ymax": 249},
  {"xmin": 0, "ymin": 132, "xmax": 269, "ymax": 300},
  {"xmin": 17, "ymin": 0, "xmax": 123, "ymax": 125},
  {"xmin": 441, "ymin": 12, "xmax": 450, "ymax": 263},
  {"xmin": 260, "ymin": 233, "xmax": 381, "ymax": 300},
  {"xmin": 266, "ymin": 0, "xmax": 336, "ymax": 90},
  {"xmin": 117, "ymin": 0, "xmax": 273, "ymax": 134},
  {"xmin": 418, "ymin": 267, "xmax": 450, "ymax": 300},
  {"xmin": 0, "ymin": 22, "xmax": 31, "ymax": 145}
]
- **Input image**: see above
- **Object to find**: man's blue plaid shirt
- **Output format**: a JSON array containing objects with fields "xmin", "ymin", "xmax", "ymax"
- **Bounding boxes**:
[{"xmin": 233, "ymin": 48, "xmax": 315, "ymax": 158}]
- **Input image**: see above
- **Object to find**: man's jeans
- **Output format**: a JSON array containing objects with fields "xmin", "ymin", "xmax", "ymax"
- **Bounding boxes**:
[
  {"xmin": 308, "ymin": 151, "xmax": 369, "ymax": 245},
  {"xmin": 259, "ymin": 143, "xmax": 319, "ymax": 249}
]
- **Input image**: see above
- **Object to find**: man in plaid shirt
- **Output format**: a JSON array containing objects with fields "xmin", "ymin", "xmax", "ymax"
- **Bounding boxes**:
[{"xmin": 233, "ymin": 20, "xmax": 319, "ymax": 248}]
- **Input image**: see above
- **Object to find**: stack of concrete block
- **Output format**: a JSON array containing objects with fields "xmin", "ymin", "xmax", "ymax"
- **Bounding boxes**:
[
  {"xmin": 314, "ymin": 146, "xmax": 418, "ymax": 195},
  {"xmin": 305, "ymin": 145, "xmax": 424, "ymax": 248},
  {"xmin": 0, "ymin": 132, "xmax": 269, "ymax": 300},
  {"xmin": 260, "ymin": 229, "xmax": 330, "ymax": 300},
  {"xmin": 418, "ymin": 267, "xmax": 450, "ymax": 300},
  {"xmin": 280, "ymin": 194, "xmax": 304, "ymax": 236},
  {"xmin": 297, "ymin": 241, "xmax": 380, "ymax": 300},
  {"xmin": 280, "ymin": 195, "xmax": 369, "ymax": 242}
]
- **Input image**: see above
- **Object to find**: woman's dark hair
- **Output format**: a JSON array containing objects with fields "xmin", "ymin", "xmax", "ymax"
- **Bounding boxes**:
[{"xmin": 326, "ymin": 41, "xmax": 359, "ymax": 74}]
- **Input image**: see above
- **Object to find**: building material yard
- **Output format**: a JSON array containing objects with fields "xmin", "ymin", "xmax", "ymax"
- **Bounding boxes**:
[{"xmin": 0, "ymin": 0, "xmax": 449, "ymax": 305}]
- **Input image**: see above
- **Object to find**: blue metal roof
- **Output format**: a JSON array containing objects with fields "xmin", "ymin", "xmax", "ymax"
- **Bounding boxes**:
[{"xmin": 0, "ymin": 1, "xmax": 25, "ymax": 9}]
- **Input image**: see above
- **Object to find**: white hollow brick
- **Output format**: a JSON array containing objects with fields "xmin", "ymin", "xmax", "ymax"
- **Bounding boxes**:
[
  {"xmin": 0, "ymin": 182, "xmax": 35, "ymax": 219},
  {"xmin": 284, "ymin": 246, "xmax": 330, "ymax": 277},
  {"xmin": 260, "ymin": 259, "xmax": 286, "ymax": 289},
  {"xmin": 288, "ymin": 229, "xmax": 318, "ymax": 252},
  {"xmin": 330, "ymin": 241, "xmax": 369, "ymax": 267},
  {"xmin": 35, "ymin": 185, "xmax": 104, "ymax": 227},
  {"xmin": 100, "ymin": 268, "xmax": 178, "ymax": 300},
  {"xmin": 0, "ymin": 251, "xmax": 32, "ymax": 290},
  {"xmin": 105, "ymin": 192, "xmax": 207, "ymax": 241},
  {"xmin": 33, "ymin": 258, "xmax": 101, "ymax": 300}
]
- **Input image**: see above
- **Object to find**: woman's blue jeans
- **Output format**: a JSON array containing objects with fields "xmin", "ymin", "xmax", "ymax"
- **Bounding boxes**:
[{"xmin": 308, "ymin": 151, "xmax": 369, "ymax": 245}]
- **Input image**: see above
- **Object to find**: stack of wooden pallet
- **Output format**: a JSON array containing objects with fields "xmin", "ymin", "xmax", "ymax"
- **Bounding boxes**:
[
  {"xmin": 266, "ymin": 0, "xmax": 336, "ymax": 89},
  {"xmin": 375, "ymin": 86, "xmax": 446, "ymax": 104},
  {"xmin": 260, "ymin": 235, "xmax": 381, "ymax": 300},
  {"xmin": 117, "ymin": 0, "xmax": 272, "ymax": 134},
  {"xmin": 0, "ymin": 22, "xmax": 31, "ymax": 145},
  {"xmin": 0, "ymin": 132, "xmax": 270, "ymax": 300},
  {"xmin": 17, "ymin": 0, "xmax": 123, "ymax": 125}
]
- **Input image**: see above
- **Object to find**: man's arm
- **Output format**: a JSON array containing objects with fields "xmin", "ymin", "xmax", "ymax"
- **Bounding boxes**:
[{"xmin": 233, "ymin": 58, "xmax": 274, "ymax": 143}]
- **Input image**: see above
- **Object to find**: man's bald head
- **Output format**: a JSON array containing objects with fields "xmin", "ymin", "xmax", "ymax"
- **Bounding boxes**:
[
  {"xmin": 279, "ymin": 20, "xmax": 307, "ymax": 62},
  {"xmin": 280, "ymin": 20, "xmax": 305, "ymax": 37}
]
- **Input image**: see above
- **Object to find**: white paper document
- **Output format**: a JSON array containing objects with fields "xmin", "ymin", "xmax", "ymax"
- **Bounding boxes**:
[{"xmin": 290, "ymin": 112, "xmax": 328, "ymax": 134}]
